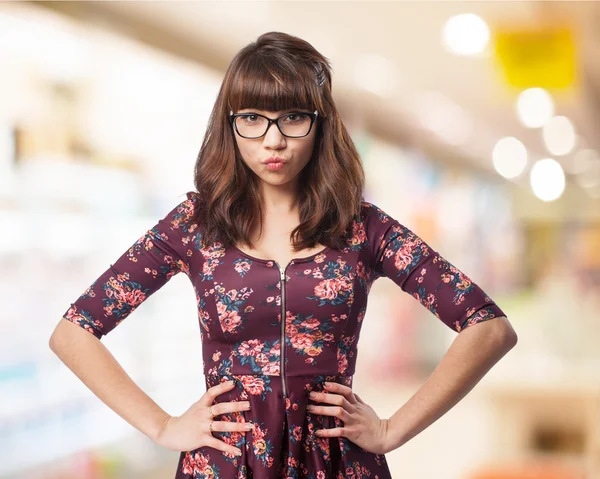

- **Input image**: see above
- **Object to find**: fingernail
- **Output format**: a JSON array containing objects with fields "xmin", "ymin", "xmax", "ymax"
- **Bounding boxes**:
[
  {"xmin": 235, "ymin": 448, "xmax": 242, "ymax": 456},
  {"xmin": 244, "ymin": 402, "xmax": 251, "ymax": 409},
  {"xmin": 324, "ymin": 381, "xmax": 331, "ymax": 387},
  {"xmin": 227, "ymin": 380, "xmax": 234, "ymax": 386},
  {"xmin": 244, "ymin": 423, "xmax": 253, "ymax": 430},
  {"xmin": 309, "ymin": 392, "xmax": 317, "ymax": 398}
]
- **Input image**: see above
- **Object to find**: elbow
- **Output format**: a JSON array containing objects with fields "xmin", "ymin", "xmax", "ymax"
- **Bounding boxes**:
[
  {"xmin": 49, "ymin": 330, "xmax": 63, "ymax": 354},
  {"xmin": 496, "ymin": 316, "xmax": 518, "ymax": 351},
  {"xmin": 469, "ymin": 315, "xmax": 518, "ymax": 352},
  {"xmin": 503, "ymin": 328, "xmax": 518, "ymax": 351},
  {"xmin": 48, "ymin": 317, "xmax": 87, "ymax": 353}
]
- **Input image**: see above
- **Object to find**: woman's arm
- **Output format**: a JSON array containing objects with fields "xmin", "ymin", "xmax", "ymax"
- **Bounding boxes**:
[
  {"xmin": 386, "ymin": 316, "xmax": 517, "ymax": 452},
  {"xmin": 49, "ymin": 318, "xmax": 170, "ymax": 442}
]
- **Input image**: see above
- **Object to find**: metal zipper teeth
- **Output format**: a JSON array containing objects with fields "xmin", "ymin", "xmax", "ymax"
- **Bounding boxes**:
[{"xmin": 278, "ymin": 261, "xmax": 293, "ymax": 399}]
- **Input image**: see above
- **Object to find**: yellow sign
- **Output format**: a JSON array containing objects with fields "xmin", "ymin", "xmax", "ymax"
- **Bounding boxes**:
[{"xmin": 494, "ymin": 26, "xmax": 576, "ymax": 89}]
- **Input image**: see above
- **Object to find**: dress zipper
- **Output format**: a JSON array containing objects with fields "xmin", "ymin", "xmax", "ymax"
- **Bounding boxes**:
[{"xmin": 278, "ymin": 260, "xmax": 293, "ymax": 399}]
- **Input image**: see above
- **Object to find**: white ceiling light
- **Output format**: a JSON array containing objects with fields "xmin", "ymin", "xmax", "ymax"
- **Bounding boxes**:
[
  {"xmin": 542, "ymin": 116, "xmax": 576, "ymax": 156},
  {"xmin": 442, "ymin": 13, "xmax": 490, "ymax": 56},
  {"xmin": 516, "ymin": 88, "xmax": 555, "ymax": 128},
  {"xmin": 492, "ymin": 137, "xmax": 528, "ymax": 179},
  {"xmin": 530, "ymin": 158, "xmax": 566, "ymax": 202}
]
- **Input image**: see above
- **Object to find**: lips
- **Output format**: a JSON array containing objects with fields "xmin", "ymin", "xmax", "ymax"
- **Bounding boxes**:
[{"xmin": 263, "ymin": 157, "xmax": 286, "ymax": 164}]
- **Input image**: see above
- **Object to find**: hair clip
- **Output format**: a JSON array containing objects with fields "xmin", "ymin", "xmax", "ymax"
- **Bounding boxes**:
[{"xmin": 315, "ymin": 66, "xmax": 326, "ymax": 87}]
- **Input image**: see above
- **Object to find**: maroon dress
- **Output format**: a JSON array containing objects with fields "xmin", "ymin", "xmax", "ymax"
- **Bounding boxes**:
[{"xmin": 63, "ymin": 191, "xmax": 506, "ymax": 479}]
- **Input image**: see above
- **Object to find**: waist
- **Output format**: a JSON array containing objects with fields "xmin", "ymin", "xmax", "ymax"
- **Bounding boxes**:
[{"xmin": 204, "ymin": 370, "xmax": 354, "ymax": 392}]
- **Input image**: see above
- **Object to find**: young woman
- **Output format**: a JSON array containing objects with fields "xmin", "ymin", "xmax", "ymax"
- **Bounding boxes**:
[{"xmin": 50, "ymin": 31, "xmax": 517, "ymax": 479}]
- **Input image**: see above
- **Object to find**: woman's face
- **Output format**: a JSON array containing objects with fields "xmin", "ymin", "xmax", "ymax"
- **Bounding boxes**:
[{"xmin": 232, "ymin": 108, "xmax": 318, "ymax": 187}]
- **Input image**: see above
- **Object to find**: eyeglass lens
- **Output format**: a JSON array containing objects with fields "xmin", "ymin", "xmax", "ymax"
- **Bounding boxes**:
[{"xmin": 235, "ymin": 113, "xmax": 312, "ymax": 138}]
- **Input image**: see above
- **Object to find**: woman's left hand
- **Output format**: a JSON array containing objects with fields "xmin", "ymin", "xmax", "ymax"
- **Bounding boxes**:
[{"xmin": 307, "ymin": 381, "xmax": 392, "ymax": 454}]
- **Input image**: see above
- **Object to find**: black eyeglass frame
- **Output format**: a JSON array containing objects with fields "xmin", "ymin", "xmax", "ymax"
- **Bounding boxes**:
[{"xmin": 229, "ymin": 110, "xmax": 319, "ymax": 139}]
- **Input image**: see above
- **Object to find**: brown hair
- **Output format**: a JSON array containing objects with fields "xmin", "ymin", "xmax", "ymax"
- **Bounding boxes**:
[{"xmin": 191, "ymin": 31, "xmax": 365, "ymax": 252}]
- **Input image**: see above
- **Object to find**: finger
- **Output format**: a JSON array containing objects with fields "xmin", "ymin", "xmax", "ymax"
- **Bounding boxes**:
[
  {"xmin": 310, "ymin": 391, "xmax": 353, "ymax": 412},
  {"xmin": 210, "ymin": 420, "xmax": 254, "ymax": 433},
  {"xmin": 205, "ymin": 436, "xmax": 243, "ymax": 457},
  {"xmin": 308, "ymin": 404, "xmax": 350, "ymax": 421},
  {"xmin": 354, "ymin": 393, "xmax": 365, "ymax": 404},
  {"xmin": 314, "ymin": 426, "xmax": 346, "ymax": 438},
  {"xmin": 211, "ymin": 400, "xmax": 250, "ymax": 417},
  {"xmin": 201, "ymin": 380, "xmax": 236, "ymax": 406},
  {"xmin": 323, "ymin": 381, "xmax": 357, "ymax": 404}
]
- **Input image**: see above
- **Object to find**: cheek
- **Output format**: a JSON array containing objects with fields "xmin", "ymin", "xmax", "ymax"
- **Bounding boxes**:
[
  {"xmin": 235, "ymin": 138, "xmax": 255, "ymax": 163},
  {"xmin": 301, "ymin": 136, "xmax": 317, "ymax": 159}
]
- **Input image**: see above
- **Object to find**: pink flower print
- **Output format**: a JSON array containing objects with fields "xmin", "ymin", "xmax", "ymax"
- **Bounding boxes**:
[
  {"xmin": 394, "ymin": 241, "xmax": 416, "ymax": 272},
  {"xmin": 305, "ymin": 345, "xmax": 322, "ymax": 357},
  {"xmin": 109, "ymin": 281, "xmax": 146, "ymax": 309},
  {"xmin": 349, "ymin": 221, "xmax": 366, "ymax": 247},
  {"xmin": 301, "ymin": 318, "xmax": 320, "ymax": 330},
  {"xmin": 286, "ymin": 323, "xmax": 299, "ymax": 336},
  {"xmin": 314, "ymin": 253, "xmax": 327, "ymax": 263},
  {"xmin": 182, "ymin": 451, "xmax": 211, "ymax": 476},
  {"xmin": 219, "ymin": 308, "xmax": 242, "ymax": 334},
  {"xmin": 255, "ymin": 352, "xmax": 269, "ymax": 367},
  {"xmin": 338, "ymin": 354, "xmax": 348, "ymax": 373},
  {"xmin": 291, "ymin": 333, "xmax": 314, "ymax": 351},
  {"xmin": 226, "ymin": 289, "xmax": 238, "ymax": 301},
  {"xmin": 314, "ymin": 278, "xmax": 342, "ymax": 301},
  {"xmin": 262, "ymin": 359, "xmax": 279, "ymax": 375},
  {"xmin": 238, "ymin": 339, "xmax": 263, "ymax": 357},
  {"xmin": 241, "ymin": 376, "xmax": 266, "ymax": 395}
]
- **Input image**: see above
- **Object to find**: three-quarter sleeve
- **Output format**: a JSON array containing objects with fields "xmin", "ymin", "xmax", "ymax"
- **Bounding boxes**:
[
  {"xmin": 364, "ymin": 201, "xmax": 506, "ymax": 333},
  {"xmin": 62, "ymin": 192, "xmax": 199, "ymax": 339}
]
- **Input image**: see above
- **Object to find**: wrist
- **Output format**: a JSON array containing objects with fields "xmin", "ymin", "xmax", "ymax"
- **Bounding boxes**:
[
  {"xmin": 151, "ymin": 413, "xmax": 173, "ymax": 444},
  {"xmin": 385, "ymin": 414, "xmax": 406, "ymax": 453}
]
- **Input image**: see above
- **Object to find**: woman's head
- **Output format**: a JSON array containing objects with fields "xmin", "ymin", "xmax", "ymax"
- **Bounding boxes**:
[{"xmin": 193, "ymin": 31, "xmax": 365, "ymax": 251}]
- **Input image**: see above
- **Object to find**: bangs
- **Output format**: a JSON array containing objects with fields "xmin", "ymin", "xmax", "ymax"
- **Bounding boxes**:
[{"xmin": 228, "ymin": 55, "xmax": 321, "ymax": 113}]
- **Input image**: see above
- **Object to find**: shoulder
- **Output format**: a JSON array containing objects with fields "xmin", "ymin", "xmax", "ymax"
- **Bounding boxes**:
[
  {"xmin": 160, "ymin": 191, "xmax": 201, "ymax": 235},
  {"xmin": 359, "ymin": 200, "xmax": 397, "ymax": 232}
]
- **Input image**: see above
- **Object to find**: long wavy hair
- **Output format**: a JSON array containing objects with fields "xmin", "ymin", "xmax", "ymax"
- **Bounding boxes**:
[{"xmin": 191, "ymin": 31, "xmax": 365, "ymax": 252}]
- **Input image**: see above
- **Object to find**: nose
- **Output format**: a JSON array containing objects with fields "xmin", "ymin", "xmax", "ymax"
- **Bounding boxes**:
[{"xmin": 262, "ymin": 121, "xmax": 287, "ymax": 149}]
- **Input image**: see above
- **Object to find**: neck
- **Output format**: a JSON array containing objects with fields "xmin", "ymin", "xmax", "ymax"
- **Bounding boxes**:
[{"xmin": 259, "ymin": 180, "xmax": 301, "ymax": 215}]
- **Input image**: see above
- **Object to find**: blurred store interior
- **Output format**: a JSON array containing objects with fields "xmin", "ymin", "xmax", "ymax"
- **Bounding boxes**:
[{"xmin": 1, "ymin": 1, "xmax": 599, "ymax": 478}]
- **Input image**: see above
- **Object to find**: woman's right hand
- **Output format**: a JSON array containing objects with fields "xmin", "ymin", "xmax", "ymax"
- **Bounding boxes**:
[{"xmin": 155, "ymin": 379, "xmax": 252, "ymax": 456}]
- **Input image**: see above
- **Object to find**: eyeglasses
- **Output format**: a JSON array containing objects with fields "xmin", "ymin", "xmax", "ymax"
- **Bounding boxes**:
[{"xmin": 230, "ymin": 110, "xmax": 319, "ymax": 139}]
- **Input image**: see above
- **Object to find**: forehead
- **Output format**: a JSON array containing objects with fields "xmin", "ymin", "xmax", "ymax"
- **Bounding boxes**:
[{"xmin": 236, "ymin": 107, "xmax": 306, "ymax": 114}]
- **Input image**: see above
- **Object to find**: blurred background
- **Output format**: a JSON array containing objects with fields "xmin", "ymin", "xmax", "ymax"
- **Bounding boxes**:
[{"xmin": 1, "ymin": 1, "xmax": 599, "ymax": 478}]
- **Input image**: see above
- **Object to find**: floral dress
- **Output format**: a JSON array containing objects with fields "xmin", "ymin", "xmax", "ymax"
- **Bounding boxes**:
[{"xmin": 63, "ymin": 191, "xmax": 506, "ymax": 479}]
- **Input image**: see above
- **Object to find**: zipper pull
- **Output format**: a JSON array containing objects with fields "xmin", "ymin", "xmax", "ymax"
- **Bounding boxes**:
[{"xmin": 279, "ymin": 267, "xmax": 285, "ymax": 281}]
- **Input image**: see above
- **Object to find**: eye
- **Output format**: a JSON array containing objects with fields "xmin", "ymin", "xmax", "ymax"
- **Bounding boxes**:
[
  {"xmin": 240, "ymin": 114, "xmax": 262, "ymax": 124},
  {"xmin": 282, "ymin": 113, "xmax": 308, "ymax": 123}
]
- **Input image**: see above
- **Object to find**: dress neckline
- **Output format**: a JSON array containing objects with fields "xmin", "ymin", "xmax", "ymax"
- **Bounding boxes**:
[{"xmin": 230, "ymin": 244, "xmax": 332, "ymax": 267}]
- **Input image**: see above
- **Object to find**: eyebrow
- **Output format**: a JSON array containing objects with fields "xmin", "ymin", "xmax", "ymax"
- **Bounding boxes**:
[{"xmin": 237, "ymin": 108, "xmax": 306, "ymax": 114}]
